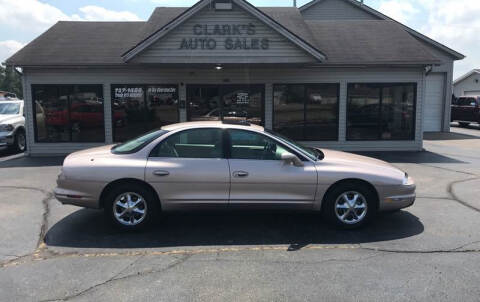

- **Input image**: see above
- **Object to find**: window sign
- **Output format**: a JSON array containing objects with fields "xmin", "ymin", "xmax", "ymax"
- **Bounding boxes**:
[{"xmin": 236, "ymin": 92, "xmax": 249, "ymax": 105}]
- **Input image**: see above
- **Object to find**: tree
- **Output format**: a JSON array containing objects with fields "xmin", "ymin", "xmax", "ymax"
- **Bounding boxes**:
[{"xmin": 0, "ymin": 63, "xmax": 23, "ymax": 99}]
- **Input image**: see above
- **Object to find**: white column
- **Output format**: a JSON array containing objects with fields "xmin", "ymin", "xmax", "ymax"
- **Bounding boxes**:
[
  {"xmin": 338, "ymin": 80, "xmax": 347, "ymax": 142},
  {"xmin": 264, "ymin": 83, "xmax": 273, "ymax": 129},
  {"xmin": 103, "ymin": 83, "xmax": 113, "ymax": 144},
  {"xmin": 179, "ymin": 83, "xmax": 187, "ymax": 122}
]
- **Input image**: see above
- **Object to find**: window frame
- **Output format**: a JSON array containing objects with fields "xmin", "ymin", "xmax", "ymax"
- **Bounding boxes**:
[
  {"xmin": 186, "ymin": 84, "xmax": 265, "ymax": 126},
  {"xmin": 111, "ymin": 84, "xmax": 180, "ymax": 143},
  {"xmin": 272, "ymin": 83, "xmax": 340, "ymax": 141},
  {"xmin": 225, "ymin": 128, "xmax": 309, "ymax": 161},
  {"xmin": 346, "ymin": 82, "xmax": 417, "ymax": 141},
  {"xmin": 31, "ymin": 84, "xmax": 105, "ymax": 143},
  {"xmin": 149, "ymin": 127, "xmax": 226, "ymax": 159}
]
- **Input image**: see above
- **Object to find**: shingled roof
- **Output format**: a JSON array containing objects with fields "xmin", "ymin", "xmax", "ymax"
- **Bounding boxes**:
[{"xmin": 6, "ymin": 6, "xmax": 440, "ymax": 66}]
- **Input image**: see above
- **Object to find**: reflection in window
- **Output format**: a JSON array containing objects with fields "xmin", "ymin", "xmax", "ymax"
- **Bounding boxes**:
[
  {"xmin": 32, "ymin": 85, "xmax": 105, "ymax": 143},
  {"xmin": 112, "ymin": 85, "xmax": 178, "ymax": 142},
  {"xmin": 229, "ymin": 129, "xmax": 289, "ymax": 160},
  {"xmin": 187, "ymin": 85, "xmax": 264, "ymax": 125},
  {"xmin": 273, "ymin": 84, "xmax": 339, "ymax": 141},
  {"xmin": 347, "ymin": 83, "xmax": 416, "ymax": 140},
  {"xmin": 152, "ymin": 128, "xmax": 223, "ymax": 158}
]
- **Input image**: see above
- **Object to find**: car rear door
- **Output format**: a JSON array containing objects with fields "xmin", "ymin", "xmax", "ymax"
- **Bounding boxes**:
[
  {"xmin": 226, "ymin": 129, "xmax": 317, "ymax": 206},
  {"xmin": 145, "ymin": 128, "xmax": 230, "ymax": 206}
]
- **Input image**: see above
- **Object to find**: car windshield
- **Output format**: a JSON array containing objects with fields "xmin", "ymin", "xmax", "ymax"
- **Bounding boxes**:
[
  {"xmin": 265, "ymin": 129, "xmax": 322, "ymax": 161},
  {"xmin": 112, "ymin": 129, "xmax": 169, "ymax": 154},
  {"xmin": 0, "ymin": 103, "xmax": 20, "ymax": 115}
]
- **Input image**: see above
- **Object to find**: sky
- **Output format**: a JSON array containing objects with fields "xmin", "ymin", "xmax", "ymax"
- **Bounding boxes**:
[{"xmin": 0, "ymin": 0, "xmax": 477, "ymax": 79}]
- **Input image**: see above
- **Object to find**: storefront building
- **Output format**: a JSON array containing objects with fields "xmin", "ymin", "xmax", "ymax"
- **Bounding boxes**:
[{"xmin": 7, "ymin": 0, "xmax": 464, "ymax": 156}]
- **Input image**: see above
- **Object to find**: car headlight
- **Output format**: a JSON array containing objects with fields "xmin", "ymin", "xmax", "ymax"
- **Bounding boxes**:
[{"xmin": 0, "ymin": 124, "xmax": 14, "ymax": 132}]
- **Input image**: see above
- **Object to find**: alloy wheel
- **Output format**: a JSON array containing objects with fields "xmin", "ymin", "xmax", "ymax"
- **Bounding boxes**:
[
  {"xmin": 334, "ymin": 191, "xmax": 368, "ymax": 225},
  {"xmin": 113, "ymin": 192, "xmax": 148, "ymax": 226}
]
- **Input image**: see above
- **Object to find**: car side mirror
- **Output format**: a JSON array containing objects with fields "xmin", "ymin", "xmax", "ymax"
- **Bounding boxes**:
[{"xmin": 281, "ymin": 152, "xmax": 304, "ymax": 167}]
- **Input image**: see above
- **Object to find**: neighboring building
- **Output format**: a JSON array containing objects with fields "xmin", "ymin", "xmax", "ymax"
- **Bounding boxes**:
[
  {"xmin": 6, "ymin": 0, "xmax": 464, "ymax": 156},
  {"xmin": 454, "ymin": 69, "xmax": 480, "ymax": 97}
]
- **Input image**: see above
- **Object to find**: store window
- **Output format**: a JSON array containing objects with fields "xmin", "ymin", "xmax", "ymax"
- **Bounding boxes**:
[
  {"xmin": 112, "ymin": 85, "xmax": 178, "ymax": 142},
  {"xmin": 273, "ymin": 84, "xmax": 339, "ymax": 141},
  {"xmin": 32, "ymin": 85, "xmax": 105, "ymax": 143},
  {"xmin": 347, "ymin": 83, "xmax": 416, "ymax": 140},
  {"xmin": 187, "ymin": 85, "xmax": 264, "ymax": 125}
]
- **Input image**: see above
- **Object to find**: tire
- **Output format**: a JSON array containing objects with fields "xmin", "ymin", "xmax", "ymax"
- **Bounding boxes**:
[
  {"xmin": 321, "ymin": 182, "xmax": 377, "ymax": 229},
  {"xmin": 13, "ymin": 129, "xmax": 26, "ymax": 153},
  {"xmin": 459, "ymin": 122, "xmax": 470, "ymax": 128},
  {"xmin": 104, "ymin": 183, "xmax": 159, "ymax": 231}
]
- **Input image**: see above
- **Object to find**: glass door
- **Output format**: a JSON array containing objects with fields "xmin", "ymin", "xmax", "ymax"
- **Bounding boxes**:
[{"xmin": 187, "ymin": 84, "xmax": 264, "ymax": 125}]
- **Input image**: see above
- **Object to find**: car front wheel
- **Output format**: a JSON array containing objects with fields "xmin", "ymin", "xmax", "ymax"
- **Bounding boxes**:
[
  {"xmin": 322, "ymin": 182, "xmax": 377, "ymax": 229},
  {"xmin": 14, "ymin": 130, "xmax": 26, "ymax": 152},
  {"xmin": 104, "ymin": 184, "xmax": 159, "ymax": 230}
]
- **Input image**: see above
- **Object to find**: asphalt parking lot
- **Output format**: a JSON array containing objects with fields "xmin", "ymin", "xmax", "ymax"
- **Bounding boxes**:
[{"xmin": 1, "ymin": 124, "xmax": 480, "ymax": 301}]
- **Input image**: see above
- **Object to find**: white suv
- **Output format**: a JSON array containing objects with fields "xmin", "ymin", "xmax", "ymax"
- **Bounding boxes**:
[{"xmin": 0, "ymin": 93, "xmax": 26, "ymax": 152}]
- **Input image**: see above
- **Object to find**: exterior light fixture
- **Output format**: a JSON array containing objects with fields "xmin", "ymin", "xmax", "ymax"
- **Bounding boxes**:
[{"xmin": 215, "ymin": 64, "xmax": 223, "ymax": 70}]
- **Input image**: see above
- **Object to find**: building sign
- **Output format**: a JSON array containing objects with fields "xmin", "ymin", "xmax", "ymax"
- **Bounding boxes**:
[
  {"xmin": 179, "ymin": 23, "xmax": 269, "ymax": 50},
  {"xmin": 114, "ymin": 87, "xmax": 144, "ymax": 98}
]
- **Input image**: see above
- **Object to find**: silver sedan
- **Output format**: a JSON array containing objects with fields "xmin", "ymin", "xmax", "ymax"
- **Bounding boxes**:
[{"xmin": 54, "ymin": 121, "xmax": 416, "ymax": 230}]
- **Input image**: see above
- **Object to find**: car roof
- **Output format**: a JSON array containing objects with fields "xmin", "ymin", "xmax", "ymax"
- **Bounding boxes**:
[{"xmin": 161, "ymin": 121, "xmax": 264, "ymax": 132}]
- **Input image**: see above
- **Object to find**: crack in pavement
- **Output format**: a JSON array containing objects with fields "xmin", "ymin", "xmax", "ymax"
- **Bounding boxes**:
[
  {"xmin": 2, "ymin": 241, "xmax": 480, "ymax": 270},
  {"xmin": 39, "ymin": 254, "xmax": 191, "ymax": 302},
  {"xmin": 447, "ymin": 177, "xmax": 480, "ymax": 214}
]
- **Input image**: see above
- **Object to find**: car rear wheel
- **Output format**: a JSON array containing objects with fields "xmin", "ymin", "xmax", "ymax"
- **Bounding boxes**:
[
  {"xmin": 459, "ymin": 122, "xmax": 470, "ymax": 127},
  {"xmin": 322, "ymin": 182, "xmax": 377, "ymax": 229},
  {"xmin": 104, "ymin": 183, "xmax": 159, "ymax": 230}
]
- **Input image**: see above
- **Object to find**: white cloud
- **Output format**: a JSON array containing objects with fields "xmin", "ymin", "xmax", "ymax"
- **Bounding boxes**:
[
  {"xmin": 0, "ymin": 0, "xmax": 142, "ymax": 35},
  {"xmin": 0, "ymin": 0, "xmax": 69, "ymax": 33},
  {"xmin": 150, "ymin": 0, "xmax": 198, "ymax": 6},
  {"xmin": 378, "ymin": 0, "xmax": 419, "ymax": 23},
  {"xmin": 75, "ymin": 6, "xmax": 141, "ymax": 21},
  {"xmin": 416, "ymin": 0, "xmax": 480, "ymax": 78},
  {"xmin": 0, "ymin": 40, "xmax": 25, "ymax": 63},
  {"xmin": 379, "ymin": 0, "xmax": 480, "ymax": 78}
]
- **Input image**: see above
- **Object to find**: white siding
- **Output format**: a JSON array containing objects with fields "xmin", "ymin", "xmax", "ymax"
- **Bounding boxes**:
[
  {"xmin": 24, "ymin": 66, "xmax": 425, "ymax": 155},
  {"xmin": 132, "ymin": 5, "xmax": 315, "ymax": 64},
  {"xmin": 301, "ymin": 0, "xmax": 380, "ymax": 20},
  {"xmin": 454, "ymin": 73, "xmax": 480, "ymax": 97},
  {"xmin": 423, "ymin": 73, "xmax": 445, "ymax": 132}
]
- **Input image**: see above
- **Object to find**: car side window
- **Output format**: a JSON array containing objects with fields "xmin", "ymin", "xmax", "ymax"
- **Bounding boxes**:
[
  {"xmin": 228, "ymin": 129, "xmax": 290, "ymax": 160},
  {"xmin": 150, "ymin": 128, "xmax": 224, "ymax": 159}
]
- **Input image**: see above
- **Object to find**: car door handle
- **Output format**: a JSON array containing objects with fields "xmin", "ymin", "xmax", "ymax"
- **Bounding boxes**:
[
  {"xmin": 153, "ymin": 170, "xmax": 170, "ymax": 176},
  {"xmin": 233, "ymin": 171, "xmax": 249, "ymax": 178}
]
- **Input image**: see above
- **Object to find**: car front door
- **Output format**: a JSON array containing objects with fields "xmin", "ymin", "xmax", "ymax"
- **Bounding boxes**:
[
  {"xmin": 227, "ymin": 129, "xmax": 318, "ymax": 205},
  {"xmin": 145, "ymin": 128, "xmax": 230, "ymax": 206}
]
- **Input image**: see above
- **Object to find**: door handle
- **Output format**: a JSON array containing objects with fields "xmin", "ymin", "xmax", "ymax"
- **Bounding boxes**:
[
  {"xmin": 233, "ymin": 171, "xmax": 249, "ymax": 178},
  {"xmin": 153, "ymin": 170, "xmax": 170, "ymax": 176}
]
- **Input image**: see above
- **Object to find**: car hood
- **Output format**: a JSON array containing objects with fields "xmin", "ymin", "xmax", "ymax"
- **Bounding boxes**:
[
  {"xmin": 318, "ymin": 149, "xmax": 405, "ymax": 183},
  {"xmin": 66, "ymin": 145, "xmax": 115, "ymax": 160},
  {"xmin": 0, "ymin": 114, "xmax": 21, "ymax": 124}
]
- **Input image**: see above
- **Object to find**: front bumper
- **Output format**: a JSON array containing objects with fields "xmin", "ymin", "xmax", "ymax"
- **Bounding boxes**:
[
  {"xmin": 378, "ymin": 180, "xmax": 416, "ymax": 211},
  {"xmin": 0, "ymin": 132, "xmax": 14, "ymax": 149},
  {"xmin": 55, "ymin": 177, "xmax": 104, "ymax": 209}
]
